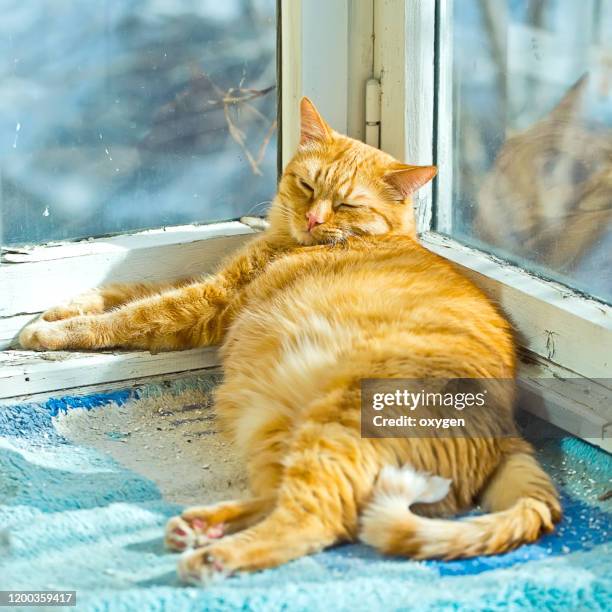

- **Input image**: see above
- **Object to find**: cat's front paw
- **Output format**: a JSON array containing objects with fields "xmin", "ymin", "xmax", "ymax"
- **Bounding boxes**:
[{"xmin": 19, "ymin": 320, "xmax": 69, "ymax": 351}]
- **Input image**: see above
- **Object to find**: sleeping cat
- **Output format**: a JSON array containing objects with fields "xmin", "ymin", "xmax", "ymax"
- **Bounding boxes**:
[{"xmin": 19, "ymin": 98, "xmax": 561, "ymax": 584}]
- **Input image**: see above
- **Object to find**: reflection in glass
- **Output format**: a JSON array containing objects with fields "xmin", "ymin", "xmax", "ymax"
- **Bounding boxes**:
[
  {"xmin": 446, "ymin": 0, "xmax": 611, "ymax": 304},
  {"xmin": 0, "ymin": 0, "xmax": 277, "ymax": 246}
]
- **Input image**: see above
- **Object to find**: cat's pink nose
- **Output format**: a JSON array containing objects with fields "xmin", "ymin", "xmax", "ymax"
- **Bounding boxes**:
[{"xmin": 306, "ymin": 211, "xmax": 324, "ymax": 231}]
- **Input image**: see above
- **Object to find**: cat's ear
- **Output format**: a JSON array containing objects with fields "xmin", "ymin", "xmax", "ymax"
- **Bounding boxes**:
[
  {"xmin": 300, "ymin": 97, "xmax": 331, "ymax": 145},
  {"xmin": 548, "ymin": 74, "xmax": 588, "ymax": 123},
  {"xmin": 384, "ymin": 165, "xmax": 437, "ymax": 199}
]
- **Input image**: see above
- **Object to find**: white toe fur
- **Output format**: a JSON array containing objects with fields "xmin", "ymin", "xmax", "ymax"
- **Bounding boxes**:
[{"xmin": 177, "ymin": 549, "xmax": 230, "ymax": 586}]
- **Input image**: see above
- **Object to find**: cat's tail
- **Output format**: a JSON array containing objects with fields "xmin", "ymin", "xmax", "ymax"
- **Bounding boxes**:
[{"xmin": 359, "ymin": 453, "xmax": 561, "ymax": 559}]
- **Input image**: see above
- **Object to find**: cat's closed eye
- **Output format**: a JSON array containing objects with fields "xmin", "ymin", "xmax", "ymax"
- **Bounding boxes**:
[
  {"xmin": 297, "ymin": 178, "xmax": 314, "ymax": 194},
  {"xmin": 541, "ymin": 153, "xmax": 590, "ymax": 185},
  {"xmin": 570, "ymin": 159, "xmax": 590, "ymax": 184},
  {"xmin": 336, "ymin": 202, "xmax": 360, "ymax": 210},
  {"xmin": 541, "ymin": 152, "xmax": 559, "ymax": 176}
]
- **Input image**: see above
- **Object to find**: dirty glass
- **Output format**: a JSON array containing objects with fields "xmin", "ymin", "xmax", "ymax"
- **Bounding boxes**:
[
  {"xmin": 443, "ymin": 0, "xmax": 612, "ymax": 304},
  {"xmin": 0, "ymin": 0, "xmax": 277, "ymax": 246}
]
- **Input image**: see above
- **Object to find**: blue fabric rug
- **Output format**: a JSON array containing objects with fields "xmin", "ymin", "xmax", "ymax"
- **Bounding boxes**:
[{"xmin": 0, "ymin": 381, "xmax": 610, "ymax": 612}]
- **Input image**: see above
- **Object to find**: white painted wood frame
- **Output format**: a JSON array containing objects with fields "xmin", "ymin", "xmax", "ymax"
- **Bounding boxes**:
[{"xmin": 281, "ymin": 0, "xmax": 374, "ymax": 167}]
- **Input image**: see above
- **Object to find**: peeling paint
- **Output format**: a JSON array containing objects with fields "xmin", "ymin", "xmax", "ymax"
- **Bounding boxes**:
[{"xmin": 545, "ymin": 330, "xmax": 557, "ymax": 360}]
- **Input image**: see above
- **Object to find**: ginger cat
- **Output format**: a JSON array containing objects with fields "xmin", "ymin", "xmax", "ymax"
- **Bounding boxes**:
[{"xmin": 19, "ymin": 99, "xmax": 560, "ymax": 584}]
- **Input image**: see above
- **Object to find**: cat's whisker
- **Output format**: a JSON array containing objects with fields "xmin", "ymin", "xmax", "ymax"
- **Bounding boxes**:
[{"xmin": 245, "ymin": 200, "xmax": 273, "ymax": 215}]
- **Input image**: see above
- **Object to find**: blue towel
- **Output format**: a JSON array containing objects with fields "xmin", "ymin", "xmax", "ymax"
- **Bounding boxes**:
[{"xmin": 0, "ymin": 382, "xmax": 610, "ymax": 611}]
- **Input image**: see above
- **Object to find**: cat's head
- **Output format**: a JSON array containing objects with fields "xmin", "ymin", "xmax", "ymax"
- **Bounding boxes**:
[{"xmin": 269, "ymin": 98, "xmax": 437, "ymax": 245}]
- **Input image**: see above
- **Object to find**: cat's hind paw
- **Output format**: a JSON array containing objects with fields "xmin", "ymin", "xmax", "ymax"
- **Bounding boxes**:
[
  {"xmin": 18, "ymin": 320, "xmax": 69, "ymax": 351},
  {"xmin": 177, "ymin": 547, "xmax": 231, "ymax": 586},
  {"xmin": 165, "ymin": 515, "xmax": 225, "ymax": 552},
  {"xmin": 165, "ymin": 517, "xmax": 198, "ymax": 551}
]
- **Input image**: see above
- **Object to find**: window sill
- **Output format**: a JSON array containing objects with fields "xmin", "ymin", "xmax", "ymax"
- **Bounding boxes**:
[
  {"xmin": 420, "ymin": 231, "xmax": 611, "ymax": 380},
  {"xmin": 3, "ymin": 347, "xmax": 609, "ymax": 452},
  {"xmin": 0, "ymin": 347, "xmax": 220, "ymax": 402}
]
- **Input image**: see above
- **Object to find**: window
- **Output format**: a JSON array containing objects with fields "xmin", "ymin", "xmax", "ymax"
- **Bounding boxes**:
[
  {"xmin": 443, "ymin": 0, "xmax": 611, "ymax": 305},
  {"xmin": 0, "ymin": 0, "xmax": 277, "ymax": 246},
  {"xmin": 1, "ymin": 0, "xmax": 280, "ymax": 398}
]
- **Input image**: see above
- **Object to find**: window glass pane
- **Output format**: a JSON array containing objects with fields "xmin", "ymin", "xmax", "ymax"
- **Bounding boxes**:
[
  {"xmin": 0, "ymin": 0, "xmax": 277, "ymax": 247},
  {"xmin": 442, "ymin": 0, "xmax": 611, "ymax": 304}
]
